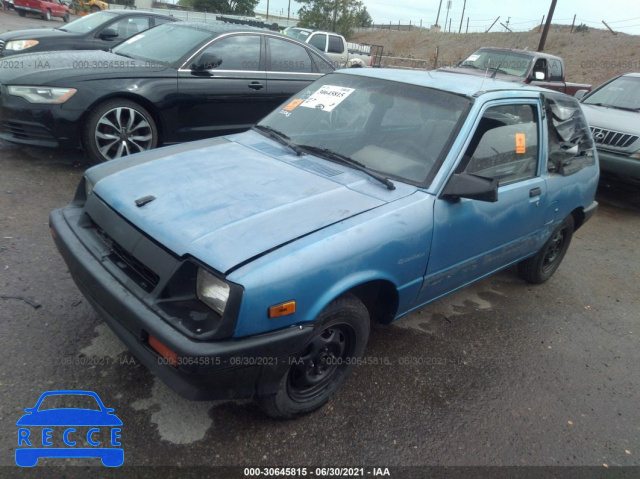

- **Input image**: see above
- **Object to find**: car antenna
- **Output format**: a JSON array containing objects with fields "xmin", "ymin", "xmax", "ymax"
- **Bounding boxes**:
[
  {"xmin": 479, "ymin": 57, "xmax": 491, "ymax": 91},
  {"xmin": 490, "ymin": 35, "xmax": 523, "ymax": 80}
]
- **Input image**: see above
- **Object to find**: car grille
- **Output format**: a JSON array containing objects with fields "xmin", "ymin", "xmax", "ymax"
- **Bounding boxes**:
[
  {"xmin": 2, "ymin": 121, "xmax": 55, "ymax": 141},
  {"xmin": 93, "ymin": 223, "xmax": 160, "ymax": 293},
  {"xmin": 591, "ymin": 126, "xmax": 639, "ymax": 149}
]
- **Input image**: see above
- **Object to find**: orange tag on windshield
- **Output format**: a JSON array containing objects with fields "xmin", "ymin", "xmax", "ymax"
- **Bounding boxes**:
[
  {"xmin": 284, "ymin": 99, "xmax": 303, "ymax": 111},
  {"xmin": 516, "ymin": 133, "xmax": 526, "ymax": 154}
]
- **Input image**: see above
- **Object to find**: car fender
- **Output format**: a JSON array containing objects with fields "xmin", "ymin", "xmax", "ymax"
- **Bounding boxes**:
[{"xmin": 228, "ymin": 191, "xmax": 435, "ymax": 337}]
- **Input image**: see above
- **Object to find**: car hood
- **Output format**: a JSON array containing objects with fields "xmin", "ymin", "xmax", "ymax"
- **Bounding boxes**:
[
  {"xmin": 0, "ymin": 50, "xmax": 167, "ymax": 84},
  {"xmin": 90, "ymin": 136, "xmax": 406, "ymax": 273},
  {"xmin": 0, "ymin": 28, "xmax": 77, "ymax": 42},
  {"xmin": 16, "ymin": 409, "xmax": 123, "ymax": 426},
  {"xmin": 580, "ymin": 103, "xmax": 640, "ymax": 134}
]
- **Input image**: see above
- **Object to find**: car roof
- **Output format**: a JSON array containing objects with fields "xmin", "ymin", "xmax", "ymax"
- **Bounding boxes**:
[
  {"xmin": 104, "ymin": 9, "xmax": 176, "ymax": 18},
  {"xmin": 474, "ymin": 46, "xmax": 562, "ymax": 61},
  {"xmin": 163, "ymin": 20, "xmax": 266, "ymax": 34},
  {"xmin": 339, "ymin": 68, "xmax": 551, "ymax": 97}
]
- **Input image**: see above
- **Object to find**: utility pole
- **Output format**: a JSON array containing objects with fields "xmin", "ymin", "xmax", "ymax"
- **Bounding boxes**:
[
  {"xmin": 287, "ymin": 0, "xmax": 291, "ymax": 22},
  {"xmin": 538, "ymin": 0, "xmax": 558, "ymax": 52},
  {"xmin": 458, "ymin": 0, "xmax": 466, "ymax": 33},
  {"xmin": 435, "ymin": 0, "xmax": 443, "ymax": 27},
  {"xmin": 486, "ymin": 16, "xmax": 499, "ymax": 33},
  {"xmin": 444, "ymin": 1, "xmax": 451, "ymax": 33}
]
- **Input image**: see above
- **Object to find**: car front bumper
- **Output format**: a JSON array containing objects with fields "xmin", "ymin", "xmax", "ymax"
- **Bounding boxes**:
[
  {"xmin": 596, "ymin": 149, "xmax": 640, "ymax": 184},
  {"xmin": 49, "ymin": 206, "xmax": 314, "ymax": 401},
  {"xmin": 0, "ymin": 92, "xmax": 83, "ymax": 149}
]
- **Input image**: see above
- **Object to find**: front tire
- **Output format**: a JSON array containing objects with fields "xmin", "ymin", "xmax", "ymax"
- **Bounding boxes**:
[
  {"xmin": 90, "ymin": 4, "xmax": 100, "ymax": 12},
  {"xmin": 83, "ymin": 99, "xmax": 158, "ymax": 164},
  {"xmin": 63, "ymin": 11, "xmax": 69, "ymax": 22},
  {"xmin": 258, "ymin": 294, "xmax": 370, "ymax": 419},
  {"xmin": 518, "ymin": 215, "xmax": 574, "ymax": 284},
  {"xmin": 42, "ymin": 9, "xmax": 51, "ymax": 20}
]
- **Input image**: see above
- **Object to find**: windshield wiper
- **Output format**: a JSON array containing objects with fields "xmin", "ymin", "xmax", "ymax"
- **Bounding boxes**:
[
  {"xmin": 459, "ymin": 63, "xmax": 480, "ymax": 69},
  {"xmin": 588, "ymin": 102, "xmax": 640, "ymax": 112},
  {"xmin": 113, "ymin": 51, "xmax": 134, "ymax": 59},
  {"xmin": 252, "ymin": 125, "xmax": 305, "ymax": 156},
  {"xmin": 297, "ymin": 145, "xmax": 395, "ymax": 190}
]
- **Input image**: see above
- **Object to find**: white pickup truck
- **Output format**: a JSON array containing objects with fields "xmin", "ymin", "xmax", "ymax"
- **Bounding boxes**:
[{"xmin": 283, "ymin": 27, "xmax": 382, "ymax": 68}]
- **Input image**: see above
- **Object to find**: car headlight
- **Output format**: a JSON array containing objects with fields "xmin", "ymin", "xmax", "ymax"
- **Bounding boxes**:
[
  {"xmin": 7, "ymin": 86, "xmax": 77, "ymax": 104},
  {"xmin": 196, "ymin": 269, "xmax": 230, "ymax": 316},
  {"xmin": 5, "ymin": 40, "xmax": 39, "ymax": 51}
]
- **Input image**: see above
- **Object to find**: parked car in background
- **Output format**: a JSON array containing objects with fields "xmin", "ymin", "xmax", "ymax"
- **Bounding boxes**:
[
  {"xmin": 0, "ymin": 10, "xmax": 176, "ymax": 57},
  {"xmin": 50, "ymin": 69, "xmax": 598, "ymax": 419},
  {"xmin": 14, "ymin": 0, "xmax": 70, "ymax": 22},
  {"xmin": 284, "ymin": 27, "xmax": 382, "ymax": 67},
  {"xmin": 445, "ymin": 47, "xmax": 591, "ymax": 95},
  {"xmin": 0, "ymin": 22, "xmax": 335, "ymax": 163},
  {"xmin": 577, "ymin": 73, "xmax": 640, "ymax": 184}
]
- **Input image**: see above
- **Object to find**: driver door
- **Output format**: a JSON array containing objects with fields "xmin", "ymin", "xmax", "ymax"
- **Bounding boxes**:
[{"xmin": 418, "ymin": 101, "xmax": 549, "ymax": 303}]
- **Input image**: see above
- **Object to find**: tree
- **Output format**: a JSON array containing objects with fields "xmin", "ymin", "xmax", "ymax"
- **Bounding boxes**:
[
  {"xmin": 297, "ymin": 0, "xmax": 365, "ymax": 38},
  {"xmin": 355, "ymin": 6, "xmax": 372, "ymax": 27},
  {"xmin": 178, "ymin": 0, "xmax": 258, "ymax": 15}
]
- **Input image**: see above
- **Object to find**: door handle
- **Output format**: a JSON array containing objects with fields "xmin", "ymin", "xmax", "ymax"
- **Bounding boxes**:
[
  {"xmin": 248, "ymin": 82, "xmax": 264, "ymax": 90},
  {"xmin": 529, "ymin": 187, "xmax": 542, "ymax": 197}
]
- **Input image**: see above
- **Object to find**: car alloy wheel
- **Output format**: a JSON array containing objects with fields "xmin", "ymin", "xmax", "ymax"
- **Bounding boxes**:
[{"xmin": 85, "ymin": 100, "xmax": 158, "ymax": 163}]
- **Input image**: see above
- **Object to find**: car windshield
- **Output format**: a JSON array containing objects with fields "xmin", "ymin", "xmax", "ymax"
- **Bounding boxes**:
[
  {"xmin": 284, "ymin": 28, "xmax": 311, "ymax": 41},
  {"xmin": 37, "ymin": 394, "xmax": 101, "ymax": 411},
  {"xmin": 582, "ymin": 75, "xmax": 640, "ymax": 110},
  {"xmin": 113, "ymin": 23, "xmax": 213, "ymax": 64},
  {"xmin": 460, "ymin": 50, "xmax": 532, "ymax": 77},
  {"xmin": 257, "ymin": 73, "xmax": 470, "ymax": 186},
  {"xmin": 59, "ymin": 11, "xmax": 119, "ymax": 34}
]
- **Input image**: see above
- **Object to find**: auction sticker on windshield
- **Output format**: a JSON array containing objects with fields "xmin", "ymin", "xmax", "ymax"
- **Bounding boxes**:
[{"xmin": 300, "ymin": 85, "xmax": 354, "ymax": 112}]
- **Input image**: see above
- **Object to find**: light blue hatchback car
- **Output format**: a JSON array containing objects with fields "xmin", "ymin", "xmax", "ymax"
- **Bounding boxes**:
[{"xmin": 50, "ymin": 69, "xmax": 599, "ymax": 419}]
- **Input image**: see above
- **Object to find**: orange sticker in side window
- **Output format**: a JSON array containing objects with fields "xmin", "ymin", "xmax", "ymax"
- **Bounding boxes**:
[
  {"xmin": 283, "ymin": 99, "xmax": 303, "ymax": 111},
  {"xmin": 516, "ymin": 133, "xmax": 526, "ymax": 154}
]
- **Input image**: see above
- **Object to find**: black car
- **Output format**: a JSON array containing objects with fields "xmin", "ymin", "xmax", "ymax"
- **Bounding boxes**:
[
  {"xmin": 0, "ymin": 22, "xmax": 335, "ymax": 163},
  {"xmin": 0, "ymin": 10, "xmax": 177, "ymax": 58}
]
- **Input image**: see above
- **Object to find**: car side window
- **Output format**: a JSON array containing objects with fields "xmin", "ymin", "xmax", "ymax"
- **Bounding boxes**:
[
  {"xmin": 309, "ymin": 51, "xmax": 334, "ymax": 73},
  {"xmin": 327, "ymin": 35, "xmax": 343, "ymax": 54},
  {"xmin": 459, "ymin": 104, "xmax": 540, "ymax": 185},
  {"xmin": 268, "ymin": 37, "xmax": 312, "ymax": 73},
  {"xmin": 198, "ymin": 35, "xmax": 261, "ymax": 71},
  {"xmin": 543, "ymin": 93, "xmax": 595, "ymax": 175},
  {"xmin": 308, "ymin": 34, "xmax": 326, "ymax": 51},
  {"xmin": 109, "ymin": 17, "xmax": 150, "ymax": 39},
  {"xmin": 549, "ymin": 59, "xmax": 563, "ymax": 82}
]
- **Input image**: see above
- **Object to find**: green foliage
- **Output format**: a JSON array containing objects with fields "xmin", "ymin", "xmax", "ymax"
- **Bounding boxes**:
[
  {"xmin": 297, "ymin": 0, "xmax": 366, "ymax": 38},
  {"xmin": 178, "ymin": 0, "xmax": 258, "ymax": 15},
  {"xmin": 574, "ymin": 23, "xmax": 589, "ymax": 33},
  {"xmin": 355, "ymin": 6, "xmax": 372, "ymax": 27}
]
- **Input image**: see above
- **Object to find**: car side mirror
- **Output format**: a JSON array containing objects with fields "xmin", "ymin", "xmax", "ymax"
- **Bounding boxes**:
[
  {"xmin": 441, "ymin": 172, "xmax": 499, "ymax": 203},
  {"xmin": 533, "ymin": 71, "xmax": 545, "ymax": 81},
  {"xmin": 574, "ymin": 89, "xmax": 588, "ymax": 100},
  {"xmin": 100, "ymin": 28, "xmax": 119, "ymax": 40},
  {"xmin": 192, "ymin": 53, "xmax": 222, "ymax": 71}
]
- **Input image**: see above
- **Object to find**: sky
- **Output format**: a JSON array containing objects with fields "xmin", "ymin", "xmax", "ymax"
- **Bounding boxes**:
[{"xmin": 253, "ymin": 0, "xmax": 640, "ymax": 35}]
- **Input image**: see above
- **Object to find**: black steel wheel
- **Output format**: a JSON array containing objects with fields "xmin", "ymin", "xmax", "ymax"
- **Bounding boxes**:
[
  {"xmin": 518, "ymin": 215, "xmax": 575, "ymax": 284},
  {"xmin": 258, "ymin": 294, "xmax": 370, "ymax": 419},
  {"xmin": 83, "ymin": 98, "xmax": 158, "ymax": 164}
]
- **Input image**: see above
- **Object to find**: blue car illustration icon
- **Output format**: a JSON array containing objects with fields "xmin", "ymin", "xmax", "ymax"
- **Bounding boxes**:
[{"xmin": 16, "ymin": 390, "xmax": 123, "ymax": 467}]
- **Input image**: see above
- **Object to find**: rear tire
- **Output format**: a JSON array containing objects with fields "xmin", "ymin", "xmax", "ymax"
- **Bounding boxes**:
[
  {"xmin": 518, "ymin": 215, "xmax": 574, "ymax": 284},
  {"xmin": 17, "ymin": 8, "xmax": 26, "ymax": 16},
  {"xmin": 258, "ymin": 294, "xmax": 370, "ymax": 419},
  {"xmin": 63, "ymin": 11, "xmax": 69, "ymax": 22},
  {"xmin": 91, "ymin": 4, "xmax": 100, "ymax": 11},
  {"xmin": 43, "ymin": 8, "xmax": 51, "ymax": 20}
]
